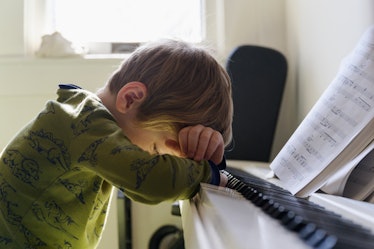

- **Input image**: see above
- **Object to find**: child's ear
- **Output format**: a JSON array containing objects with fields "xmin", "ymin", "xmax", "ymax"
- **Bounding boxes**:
[{"xmin": 116, "ymin": 82, "xmax": 147, "ymax": 113}]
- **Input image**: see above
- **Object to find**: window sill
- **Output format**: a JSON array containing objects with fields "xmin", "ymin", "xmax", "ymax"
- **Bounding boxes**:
[{"xmin": 0, "ymin": 54, "xmax": 129, "ymax": 96}]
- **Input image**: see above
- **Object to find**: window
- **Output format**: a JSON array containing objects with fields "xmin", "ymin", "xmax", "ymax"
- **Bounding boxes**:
[{"xmin": 48, "ymin": 0, "xmax": 203, "ymax": 53}]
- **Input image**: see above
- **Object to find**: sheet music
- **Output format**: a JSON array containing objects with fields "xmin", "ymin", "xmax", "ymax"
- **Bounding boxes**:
[{"xmin": 270, "ymin": 25, "xmax": 374, "ymax": 196}]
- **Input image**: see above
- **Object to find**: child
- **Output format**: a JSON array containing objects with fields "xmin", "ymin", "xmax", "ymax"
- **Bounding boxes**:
[{"xmin": 0, "ymin": 39, "xmax": 233, "ymax": 249}]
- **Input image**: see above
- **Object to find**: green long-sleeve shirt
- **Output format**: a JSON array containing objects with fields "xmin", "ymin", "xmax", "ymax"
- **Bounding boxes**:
[{"xmin": 0, "ymin": 85, "xmax": 219, "ymax": 249}]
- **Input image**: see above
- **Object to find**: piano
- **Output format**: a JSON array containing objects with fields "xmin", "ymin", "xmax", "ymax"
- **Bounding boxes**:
[{"xmin": 180, "ymin": 161, "xmax": 374, "ymax": 249}]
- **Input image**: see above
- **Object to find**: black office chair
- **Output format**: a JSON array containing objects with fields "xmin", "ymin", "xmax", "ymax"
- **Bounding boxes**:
[{"xmin": 225, "ymin": 45, "xmax": 287, "ymax": 162}]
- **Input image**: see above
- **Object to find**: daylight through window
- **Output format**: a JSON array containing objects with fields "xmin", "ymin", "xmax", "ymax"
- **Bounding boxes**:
[{"xmin": 50, "ymin": 0, "xmax": 203, "ymax": 53}]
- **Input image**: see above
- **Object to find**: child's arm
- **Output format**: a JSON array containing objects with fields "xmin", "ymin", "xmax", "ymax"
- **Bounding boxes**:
[{"xmin": 174, "ymin": 125, "xmax": 228, "ymax": 187}]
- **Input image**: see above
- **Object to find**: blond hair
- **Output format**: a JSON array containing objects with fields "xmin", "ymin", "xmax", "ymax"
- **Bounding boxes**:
[{"xmin": 107, "ymin": 40, "xmax": 233, "ymax": 146}]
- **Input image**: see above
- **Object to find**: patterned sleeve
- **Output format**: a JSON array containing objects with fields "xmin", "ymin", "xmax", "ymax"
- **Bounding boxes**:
[{"xmin": 67, "ymin": 104, "xmax": 214, "ymax": 204}]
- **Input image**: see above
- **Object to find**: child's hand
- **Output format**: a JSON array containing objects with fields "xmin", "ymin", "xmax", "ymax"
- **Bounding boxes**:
[{"xmin": 178, "ymin": 125, "xmax": 224, "ymax": 165}]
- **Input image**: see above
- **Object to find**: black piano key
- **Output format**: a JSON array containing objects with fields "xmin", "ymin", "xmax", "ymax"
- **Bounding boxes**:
[
  {"xmin": 299, "ymin": 223, "xmax": 318, "ymax": 239},
  {"xmin": 261, "ymin": 198, "xmax": 275, "ymax": 211},
  {"xmin": 254, "ymin": 194, "xmax": 270, "ymax": 207},
  {"xmin": 285, "ymin": 215, "xmax": 306, "ymax": 232},
  {"xmin": 270, "ymin": 205, "xmax": 287, "ymax": 219},
  {"xmin": 282, "ymin": 211, "xmax": 306, "ymax": 231},
  {"xmin": 281, "ymin": 210, "xmax": 296, "ymax": 225},
  {"xmin": 315, "ymin": 235, "xmax": 337, "ymax": 249},
  {"xmin": 264, "ymin": 201, "xmax": 280, "ymax": 215},
  {"xmin": 252, "ymin": 192, "xmax": 265, "ymax": 205},
  {"xmin": 305, "ymin": 228, "xmax": 328, "ymax": 247},
  {"xmin": 244, "ymin": 188, "xmax": 258, "ymax": 200}
]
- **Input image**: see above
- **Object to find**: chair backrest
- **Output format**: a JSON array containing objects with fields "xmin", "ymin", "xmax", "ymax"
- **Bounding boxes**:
[{"xmin": 225, "ymin": 45, "xmax": 287, "ymax": 162}]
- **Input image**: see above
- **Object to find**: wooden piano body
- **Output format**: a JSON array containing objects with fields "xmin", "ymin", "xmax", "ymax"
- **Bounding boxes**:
[{"xmin": 180, "ymin": 161, "xmax": 374, "ymax": 249}]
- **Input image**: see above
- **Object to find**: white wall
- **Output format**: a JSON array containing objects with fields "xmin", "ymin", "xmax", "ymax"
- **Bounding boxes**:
[
  {"xmin": 0, "ymin": 57, "xmax": 121, "ymax": 148},
  {"xmin": 286, "ymin": 0, "xmax": 374, "ymax": 121},
  {"xmin": 205, "ymin": 0, "xmax": 287, "ymax": 57}
]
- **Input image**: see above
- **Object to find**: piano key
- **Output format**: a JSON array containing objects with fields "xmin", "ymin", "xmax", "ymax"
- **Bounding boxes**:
[{"xmin": 305, "ymin": 229, "xmax": 327, "ymax": 247}]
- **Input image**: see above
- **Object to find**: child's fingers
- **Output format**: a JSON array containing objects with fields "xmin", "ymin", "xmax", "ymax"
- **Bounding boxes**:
[
  {"xmin": 193, "ymin": 127, "xmax": 215, "ymax": 161},
  {"xmin": 178, "ymin": 125, "xmax": 224, "ymax": 164},
  {"xmin": 205, "ymin": 132, "xmax": 224, "ymax": 164},
  {"xmin": 178, "ymin": 127, "xmax": 190, "ymax": 156},
  {"xmin": 179, "ymin": 125, "xmax": 204, "ymax": 159},
  {"xmin": 194, "ymin": 128, "xmax": 223, "ymax": 162}
]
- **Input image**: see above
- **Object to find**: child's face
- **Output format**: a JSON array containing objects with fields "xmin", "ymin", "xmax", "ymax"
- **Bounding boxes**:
[{"xmin": 125, "ymin": 126, "xmax": 182, "ymax": 157}]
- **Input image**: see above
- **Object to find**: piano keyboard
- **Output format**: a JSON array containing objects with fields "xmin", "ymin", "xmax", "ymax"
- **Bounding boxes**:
[{"xmin": 224, "ymin": 167, "xmax": 374, "ymax": 249}]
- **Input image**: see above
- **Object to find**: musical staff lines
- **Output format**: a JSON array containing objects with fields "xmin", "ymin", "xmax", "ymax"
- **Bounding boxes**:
[{"xmin": 270, "ymin": 25, "xmax": 374, "ymax": 196}]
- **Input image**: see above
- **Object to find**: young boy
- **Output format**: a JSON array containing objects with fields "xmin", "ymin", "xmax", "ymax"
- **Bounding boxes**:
[{"xmin": 0, "ymin": 39, "xmax": 233, "ymax": 249}]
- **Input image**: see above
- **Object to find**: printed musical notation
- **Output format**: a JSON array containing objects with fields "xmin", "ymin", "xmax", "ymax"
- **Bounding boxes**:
[
  {"xmin": 339, "ymin": 70, "xmax": 374, "ymax": 95},
  {"xmin": 270, "ymin": 25, "xmax": 374, "ymax": 196},
  {"xmin": 355, "ymin": 46, "xmax": 374, "ymax": 63}
]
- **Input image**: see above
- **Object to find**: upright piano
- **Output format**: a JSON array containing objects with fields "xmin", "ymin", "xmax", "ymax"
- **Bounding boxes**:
[{"xmin": 180, "ymin": 161, "xmax": 374, "ymax": 249}]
